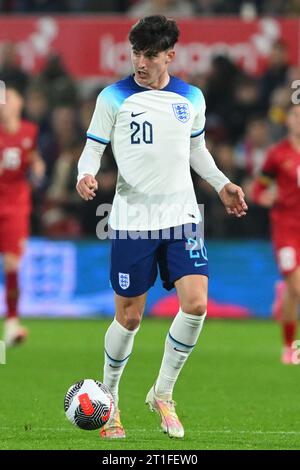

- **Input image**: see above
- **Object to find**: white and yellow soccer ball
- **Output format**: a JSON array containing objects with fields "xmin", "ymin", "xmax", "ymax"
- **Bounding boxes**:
[{"xmin": 64, "ymin": 379, "xmax": 114, "ymax": 430}]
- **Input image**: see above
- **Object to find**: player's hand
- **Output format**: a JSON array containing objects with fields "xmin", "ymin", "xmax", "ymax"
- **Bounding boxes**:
[
  {"xmin": 219, "ymin": 182, "xmax": 248, "ymax": 218},
  {"xmin": 31, "ymin": 157, "xmax": 45, "ymax": 182},
  {"xmin": 76, "ymin": 174, "xmax": 98, "ymax": 201},
  {"xmin": 257, "ymin": 189, "xmax": 277, "ymax": 208},
  {"xmin": 29, "ymin": 154, "xmax": 46, "ymax": 188}
]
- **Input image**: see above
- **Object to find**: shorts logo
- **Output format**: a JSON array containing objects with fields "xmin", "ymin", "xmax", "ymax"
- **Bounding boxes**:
[
  {"xmin": 172, "ymin": 103, "xmax": 190, "ymax": 123},
  {"xmin": 119, "ymin": 273, "xmax": 130, "ymax": 290}
]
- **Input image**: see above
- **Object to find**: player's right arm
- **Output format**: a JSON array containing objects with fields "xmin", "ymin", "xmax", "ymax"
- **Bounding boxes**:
[
  {"xmin": 76, "ymin": 87, "xmax": 115, "ymax": 201},
  {"xmin": 252, "ymin": 148, "xmax": 278, "ymax": 208},
  {"xmin": 76, "ymin": 140, "xmax": 103, "ymax": 201}
]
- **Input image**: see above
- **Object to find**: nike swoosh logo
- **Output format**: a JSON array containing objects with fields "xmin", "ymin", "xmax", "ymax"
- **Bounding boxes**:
[
  {"xmin": 188, "ymin": 213, "xmax": 196, "ymax": 219},
  {"xmin": 174, "ymin": 348, "xmax": 188, "ymax": 353},
  {"xmin": 131, "ymin": 111, "xmax": 146, "ymax": 117},
  {"xmin": 195, "ymin": 262, "xmax": 207, "ymax": 267}
]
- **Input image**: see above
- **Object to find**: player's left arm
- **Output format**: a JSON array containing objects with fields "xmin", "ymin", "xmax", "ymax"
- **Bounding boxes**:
[
  {"xmin": 190, "ymin": 135, "xmax": 248, "ymax": 217},
  {"xmin": 28, "ymin": 149, "xmax": 46, "ymax": 187},
  {"xmin": 189, "ymin": 87, "xmax": 247, "ymax": 217},
  {"xmin": 251, "ymin": 148, "xmax": 277, "ymax": 208},
  {"xmin": 26, "ymin": 124, "xmax": 46, "ymax": 187}
]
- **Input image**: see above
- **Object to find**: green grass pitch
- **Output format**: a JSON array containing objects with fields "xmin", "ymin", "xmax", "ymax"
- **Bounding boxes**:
[{"xmin": 0, "ymin": 318, "xmax": 299, "ymax": 450}]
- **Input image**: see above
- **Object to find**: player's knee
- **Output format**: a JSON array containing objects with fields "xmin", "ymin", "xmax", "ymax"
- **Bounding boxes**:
[
  {"xmin": 287, "ymin": 281, "xmax": 300, "ymax": 301},
  {"xmin": 181, "ymin": 299, "xmax": 207, "ymax": 316},
  {"xmin": 124, "ymin": 313, "xmax": 142, "ymax": 330},
  {"xmin": 3, "ymin": 254, "xmax": 20, "ymax": 272},
  {"xmin": 123, "ymin": 305, "xmax": 143, "ymax": 330}
]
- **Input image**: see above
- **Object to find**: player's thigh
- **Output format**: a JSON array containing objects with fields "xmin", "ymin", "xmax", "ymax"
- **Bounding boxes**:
[
  {"xmin": 115, "ymin": 292, "xmax": 148, "ymax": 330},
  {"xmin": 158, "ymin": 224, "xmax": 208, "ymax": 309},
  {"xmin": 175, "ymin": 274, "xmax": 208, "ymax": 316},
  {"xmin": 3, "ymin": 252, "xmax": 22, "ymax": 272},
  {"xmin": 285, "ymin": 266, "xmax": 300, "ymax": 300},
  {"xmin": 110, "ymin": 235, "xmax": 158, "ymax": 297}
]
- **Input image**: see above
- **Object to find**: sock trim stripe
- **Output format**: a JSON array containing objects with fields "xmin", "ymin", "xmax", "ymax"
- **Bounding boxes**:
[
  {"xmin": 168, "ymin": 332, "xmax": 196, "ymax": 349},
  {"xmin": 105, "ymin": 349, "xmax": 131, "ymax": 365}
]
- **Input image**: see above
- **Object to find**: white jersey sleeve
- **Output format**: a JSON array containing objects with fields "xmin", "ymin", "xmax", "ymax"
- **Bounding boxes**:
[
  {"xmin": 188, "ymin": 88, "xmax": 230, "ymax": 192},
  {"xmin": 77, "ymin": 86, "xmax": 118, "ymax": 182},
  {"xmin": 190, "ymin": 87, "xmax": 206, "ymax": 139},
  {"xmin": 190, "ymin": 134, "xmax": 230, "ymax": 192},
  {"xmin": 77, "ymin": 139, "xmax": 106, "ymax": 182},
  {"xmin": 87, "ymin": 87, "xmax": 117, "ymax": 145}
]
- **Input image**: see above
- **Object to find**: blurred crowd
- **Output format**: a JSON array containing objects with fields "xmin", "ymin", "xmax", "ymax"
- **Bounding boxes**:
[
  {"xmin": 0, "ymin": 34, "xmax": 297, "ymax": 239},
  {"xmin": 1, "ymin": 0, "xmax": 300, "ymax": 16}
]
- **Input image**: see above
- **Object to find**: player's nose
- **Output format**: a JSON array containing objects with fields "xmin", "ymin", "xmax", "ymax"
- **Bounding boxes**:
[{"xmin": 136, "ymin": 54, "xmax": 147, "ymax": 69}]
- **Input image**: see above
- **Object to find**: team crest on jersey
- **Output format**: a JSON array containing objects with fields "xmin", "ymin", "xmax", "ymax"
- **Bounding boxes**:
[
  {"xmin": 119, "ymin": 273, "xmax": 130, "ymax": 290},
  {"xmin": 172, "ymin": 103, "xmax": 190, "ymax": 123}
]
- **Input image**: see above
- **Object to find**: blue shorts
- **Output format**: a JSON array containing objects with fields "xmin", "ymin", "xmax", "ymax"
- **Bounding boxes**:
[{"xmin": 110, "ymin": 224, "xmax": 208, "ymax": 297}]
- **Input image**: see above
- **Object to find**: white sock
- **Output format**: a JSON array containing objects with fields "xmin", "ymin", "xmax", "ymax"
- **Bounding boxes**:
[
  {"xmin": 103, "ymin": 318, "xmax": 139, "ymax": 409},
  {"xmin": 155, "ymin": 308, "xmax": 206, "ymax": 399}
]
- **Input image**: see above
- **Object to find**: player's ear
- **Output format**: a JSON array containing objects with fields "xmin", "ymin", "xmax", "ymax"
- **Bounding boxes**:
[{"xmin": 166, "ymin": 49, "xmax": 175, "ymax": 63}]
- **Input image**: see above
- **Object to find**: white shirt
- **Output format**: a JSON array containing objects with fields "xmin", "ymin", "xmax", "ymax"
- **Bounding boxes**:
[{"xmin": 87, "ymin": 74, "xmax": 209, "ymax": 230}]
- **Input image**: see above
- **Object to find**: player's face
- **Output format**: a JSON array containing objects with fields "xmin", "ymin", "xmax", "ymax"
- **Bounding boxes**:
[
  {"xmin": 131, "ymin": 49, "xmax": 175, "ymax": 89},
  {"xmin": 0, "ymin": 88, "xmax": 23, "ymax": 122},
  {"xmin": 287, "ymin": 105, "xmax": 300, "ymax": 138}
]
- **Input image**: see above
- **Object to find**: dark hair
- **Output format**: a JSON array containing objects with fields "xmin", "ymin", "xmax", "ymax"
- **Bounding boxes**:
[
  {"xmin": 5, "ymin": 81, "xmax": 24, "ymax": 97},
  {"xmin": 129, "ymin": 15, "xmax": 179, "ymax": 56}
]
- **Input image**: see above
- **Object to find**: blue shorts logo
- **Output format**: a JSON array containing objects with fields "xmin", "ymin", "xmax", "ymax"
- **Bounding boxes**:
[
  {"xmin": 172, "ymin": 103, "xmax": 190, "ymax": 123},
  {"xmin": 119, "ymin": 273, "xmax": 130, "ymax": 290}
]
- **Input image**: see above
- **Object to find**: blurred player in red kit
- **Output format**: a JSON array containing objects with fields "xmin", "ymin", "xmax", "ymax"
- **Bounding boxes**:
[
  {"xmin": 0, "ymin": 84, "xmax": 45, "ymax": 346},
  {"xmin": 253, "ymin": 103, "xmax": 300, "ymax": 364}
]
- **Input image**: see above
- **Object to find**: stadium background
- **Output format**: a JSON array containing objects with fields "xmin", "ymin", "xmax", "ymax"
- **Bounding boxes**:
[
  {"xmin": 1, "ymin": 0, "xmax": 300, "ymax": 452},
  {"xmin": 1, "ymin": 1, "xmax": 298, "ymax": 319}
]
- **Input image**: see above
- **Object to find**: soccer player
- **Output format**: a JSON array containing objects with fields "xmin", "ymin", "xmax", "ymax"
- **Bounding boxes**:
[
  {"xmin": 77, "ymin": 16, "xmax": 247, "ymax": 439},
  {"xmin": 253, "ymin": 103, "xmax": 300, "ymax": 365},
  {"xmin": 0, "ymin": 84, "xmax": 45, "ymax": 346}
]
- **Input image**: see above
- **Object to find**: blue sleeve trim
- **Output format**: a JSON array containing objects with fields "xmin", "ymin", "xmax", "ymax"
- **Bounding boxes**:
[
  {"xmin": 87, "ymin": 133, "xmax": 110, "ymax": 145},
  {"xmin": 191, "ymin": 128, "xmax": 205, "ymax": 138}
]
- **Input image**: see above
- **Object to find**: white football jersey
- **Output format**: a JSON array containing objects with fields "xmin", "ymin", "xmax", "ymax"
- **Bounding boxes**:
[{"xmin": 87, "ymin": 75, "xmax": 206, "ymax": 230}]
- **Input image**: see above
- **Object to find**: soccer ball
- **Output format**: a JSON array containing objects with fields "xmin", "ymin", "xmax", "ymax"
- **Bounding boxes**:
[{"xmin": 64, "ymin": 379, "xmax": 114, "ymax": 430}]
